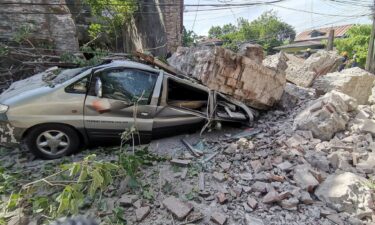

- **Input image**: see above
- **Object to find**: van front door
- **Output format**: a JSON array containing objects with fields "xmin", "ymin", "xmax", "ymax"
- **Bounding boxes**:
[{"xmin": 84, "ymin": 68, "xmax": 160, "ymax": 143}]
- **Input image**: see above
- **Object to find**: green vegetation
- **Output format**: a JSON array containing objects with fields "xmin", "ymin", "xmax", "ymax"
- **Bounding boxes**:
[
  {"xmin": 0, "ymin": 146, "xmax": 165, "ymax": 224},
  {"xmin": 335, "ymin": 24, "xmax": 371, "ymax": 67},
  {"xmin": 60, "ymin": 46, "xmax": 109, "ymax": 66},
  {"xmin": 183, "ymin": 27, "xmax": 198, "ymax": 47},
  {"xmin": 208, "ymin": 11, "xmax": 296, "ymax": 53},
  {"xmin": 83, "ymin": 0, "xmax": 138, "ymax": 50}
]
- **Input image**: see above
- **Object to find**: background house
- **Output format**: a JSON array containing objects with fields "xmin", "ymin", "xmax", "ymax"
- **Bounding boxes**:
[{"xmin": 275, "ymin": 24, "xmax": 353, "ymax": 53}]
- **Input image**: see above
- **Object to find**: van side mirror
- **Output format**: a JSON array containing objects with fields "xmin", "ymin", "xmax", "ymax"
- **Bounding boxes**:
[{"xmin": 95, "ymin": 77, "xmax": 103, "ymax": 98}]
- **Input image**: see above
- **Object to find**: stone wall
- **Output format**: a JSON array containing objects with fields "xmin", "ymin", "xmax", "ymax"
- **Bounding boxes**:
[
  {"xmin": 160, "ymin": 0, "xmax": 183, "ymax": 53},
  {"xmin": 168, "ymin": 46, "xmax": 287, "ymax": 109},
  {"xmin": 123, "ymin": 0, "xmax": 183, "ymax": 56},
  {"xmin": 0, "ymin": 0, "xmax": 79, "ymax": 52},
  {"xmin": 0, "ymin": 0, "xmax": 183, "ymax": 56}
]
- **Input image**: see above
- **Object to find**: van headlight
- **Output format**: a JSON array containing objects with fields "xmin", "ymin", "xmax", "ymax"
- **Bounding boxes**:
[{"xmin": 0, "ymin": 104, "xmax": 8, "ymax": 113}]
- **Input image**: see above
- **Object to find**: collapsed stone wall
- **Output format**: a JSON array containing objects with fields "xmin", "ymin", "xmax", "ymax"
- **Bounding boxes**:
[{"xmin": 168, "ymin": 46, "xmax": 287, "ymax": 109}]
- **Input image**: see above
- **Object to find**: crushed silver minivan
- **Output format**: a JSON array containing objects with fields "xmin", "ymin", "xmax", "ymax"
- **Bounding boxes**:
[{"xmin": 0, "ymin": 60, "xmax": 256, "ymax": 159}]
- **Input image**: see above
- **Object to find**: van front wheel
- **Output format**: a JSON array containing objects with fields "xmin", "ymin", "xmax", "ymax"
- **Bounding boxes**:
[{"xmin": 24, "ymin": 124, "xmax": 80, "ymax": 159}]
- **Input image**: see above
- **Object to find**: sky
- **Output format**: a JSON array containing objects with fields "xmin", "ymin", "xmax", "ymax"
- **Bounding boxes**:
[{"xmin": 183, "ymin": 0, "xmax": 372, "ymax": 36}]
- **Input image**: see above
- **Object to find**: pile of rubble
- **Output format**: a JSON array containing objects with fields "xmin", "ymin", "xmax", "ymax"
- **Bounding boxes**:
[
  {"xmin": 2, "ymin": 47, "xmax": 375, "ymax": 225},
  {"xmin": 84, "ymin": 79, "xmax": 375, "ymax": 224}
]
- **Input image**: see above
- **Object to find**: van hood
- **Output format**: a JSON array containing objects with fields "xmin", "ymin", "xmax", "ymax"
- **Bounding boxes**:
[
  {"xmin": 0, "ymin": 72, "xmax": 48, "ymax": 104},
  {"xmin": 0, "ymin": 67, "xmax": 88, "ymax": 105}
]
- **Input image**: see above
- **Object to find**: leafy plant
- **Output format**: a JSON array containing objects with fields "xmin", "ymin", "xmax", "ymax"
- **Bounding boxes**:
[
  {"xmin": 142, "ymin": 187, "xmax": 154, "ymax": 201},
  {"xmin": 118, "ymin": 153, "xmax": 142, "ymax": 188},
  {"xmin": 335, "ymin": 24, "xmax": 371, "ymax": 67},
  {"xmin": 0, "ymin": 44, "xmax": 9, "ymax": 57},
  {"xmin": 183, "ymin": 27, "xmax": 198, "ymax": 47},
  {"xmin": 88, "ymin": 23, "xmax": 103, "ymax": 40},
  {"xmin": 12, "ymin": 24, "xmax": 35, "ymax": 47},
  {"xmin": 187, "ymin": 163, "xmax": 203, "ymax": 178},
  {"xmin": 1, "ymin": 154, "xmax": 122, "ymax": 220}
]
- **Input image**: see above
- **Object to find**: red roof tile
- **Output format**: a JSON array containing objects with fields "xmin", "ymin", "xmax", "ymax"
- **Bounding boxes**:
[{"xmin": 295, "ymin": 24, "xmax": 353, "ymax": 42}]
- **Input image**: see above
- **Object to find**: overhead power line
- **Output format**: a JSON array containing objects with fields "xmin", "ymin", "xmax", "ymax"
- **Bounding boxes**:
[
  {"xmin": 0, "ymin": 1, "xmax": 369, "ymax": 18},
  {"xmin": 0, "ymin": 1, "xmax": 285, "ymax": 7},
  {"xmin": 191, "ymin": 0, "xmax": 200, "ymax": 31},
  {"xmin": 269, "ymin": 3, "xmax": 371, "ymax": 18}
]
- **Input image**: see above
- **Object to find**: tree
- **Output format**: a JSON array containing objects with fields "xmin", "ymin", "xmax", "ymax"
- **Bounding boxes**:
[
  {"xmin": 183, "ymin": 27, "xmax": 198, "ymax": 47},
  {"xmin": 208, "ymin": 24, "xmax": 237, "ymax": 38},
  {"xmin": 335, "ymin": 25, "xmax": 371, "ymax": 67},
  {"xmin": 207, "ymin": 11, "xmax": 296, "ymax": 54},
  {"xmin": 208, "ymin": 26, "xmax": 223, "ymax": 38},
  {"xmin": 84, "ymin": 0, "xmax": 138, "ymax": 50}
]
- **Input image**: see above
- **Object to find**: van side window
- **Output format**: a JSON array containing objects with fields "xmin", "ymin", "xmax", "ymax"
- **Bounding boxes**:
[
  {"xmin": 65, "ymin": 77, "xmax": 89, "ymax": 94},
  {"xmin": 91, "ymin": 69, "xmax": 158, "ymax": 105}
]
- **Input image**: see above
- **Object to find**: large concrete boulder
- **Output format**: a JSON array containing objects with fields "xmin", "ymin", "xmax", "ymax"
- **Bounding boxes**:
[
  {"xmin": 286, "ymin": 51, "xmax": 342, "ymax": 88},
  {"xmin": 168, "ymin": 46, "xmax": 287, "ymax": 109},
  {"xmin": 313, "ymin": 67, "xmax": 375, "ymax": 105},
  {"xmin": 368, "ymin": 80, "xmax": 375, "ymax": 104},
  {"xmin": 315, "ymin": 172, "xmax": 373, "ymax": 218},
  {"xmin": 238, "ymin": 43, "xmax": 264, "ymax": 64},
  {"xmin": 294, "ymin": 91, "xmax": 357, "ymax": 141},
  {"xmin": 263, "ymin": 52, "xmax": 288, "ymax": 73}
]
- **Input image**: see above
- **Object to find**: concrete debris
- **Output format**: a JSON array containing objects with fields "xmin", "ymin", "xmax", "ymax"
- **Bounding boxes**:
[
  {"xmin": 278, "ymin": 83, "xmax": 316, "ymax": 109},
  {"xmin": 326, "ymin": 214, "xmax": 345, "ymax": 225},
  {"xmin": 119, "ymin": 195, "xmax": 138, "ymax": 207},
  {"xmin": 299, "ymin": 191, "xmax": 314, "ymax": 204},
  {"xmin": 245, "ymin": 214, "xmax": 265, "ymax": 225},
  {"xmin": 170, "ymin": 158, "xmax": 191, "ymax": 167},
  {"xmin": 262, "ymin": 190, "xmax": 280, "ymax": 204},
  {"xmin": 305, "ymin": 150, "xmax": 330, "ymax": 172},
  {"xmin": 358, "ymin": 119, "xmax": 375, "ymax": 136},
  {"xmin": 263, "ymin": 51, "xmax": 288, "ymax": 73},
  {"xmin": 251, "ymin": 181, "xmax": 270, "ymax": 193},
  {"xmin": 211, "ymin": 212, "xmax": 228, "ymax": 225},
  {"xmin": 238, "ymin": 43, "xmax": 264, "ymax": 64},
  {"xmin": 286, "ymin": 50, "xmax": 342, "ymax": 87},
  {"xmin": 163, "ymin": 196, "xmax": 193, "ymax": 220},
  {"xmin": 315, "ymin": 172, "xmax": 373, "ymax": 218},
  {"xmin": 280, "ymin": 197, "xmax": 299, "ymax": 210},
  {"xmin": 313, "ymin": 67, "xmax": 375, "ymax": 105},
  {"xmin": 247, "ymin": 197, "xmax": 258, "ymax": 209},
  {"xmin": 356, "ymin": 153, "xmax": 375, "ymax": 174},
  {"xmin": 213, "ymin": 172, "xmax": 226, "ymax": 182},
  {"xmin": 217, "ymin": 192, "xmax": 229, "ymax": 204},
  {"xmin": 276, "ymin": 161, "xmax": 294, "ymax": 171},
  {"xmin": 167, "ymin": 46, "xmax": 286, "ymax": 109},
  {"xmin": 293, "ymin": 165, "xmax": 319, "ymax": 192},
  {"xmin": 294, "ymin": 91, "xmax": 357, "ymax": 140},
  {"xmin": 135, "ymin": 206, "xmax": 150, "ymax": 221}
]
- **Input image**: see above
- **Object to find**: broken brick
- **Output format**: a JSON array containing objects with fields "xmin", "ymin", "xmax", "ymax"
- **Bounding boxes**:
[
  {"xmin": 163, "ymin": 196, "xmax": 193, "ymax": 220},
  {"xmin": 211, "ymin": 212, "xmax": 227, "ymax": 225}
]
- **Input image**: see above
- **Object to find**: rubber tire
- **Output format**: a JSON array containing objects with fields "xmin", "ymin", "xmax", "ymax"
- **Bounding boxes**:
[{"xmin": 24, "ymin": 124, "xmax": 80, "ymax": 160}]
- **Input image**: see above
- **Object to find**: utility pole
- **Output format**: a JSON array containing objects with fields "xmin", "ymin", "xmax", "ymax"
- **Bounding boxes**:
[
  {"xmin": 326, "ymin": 29, "xmax": 334, "ymax": 51},
  {"xmin": 365, "ymin": 0, "xmax": 375, "ymax": 72}
]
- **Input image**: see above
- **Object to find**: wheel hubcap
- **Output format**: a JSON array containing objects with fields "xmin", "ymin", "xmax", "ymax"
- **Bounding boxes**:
[{"xmin": 36, "ymin": 130, "xmax": 70, "ymax": 156}]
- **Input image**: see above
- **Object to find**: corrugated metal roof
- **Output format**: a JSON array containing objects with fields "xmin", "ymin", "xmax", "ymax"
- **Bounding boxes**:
[{"xmin": 295, "ymin": 24, "xmax": 353, "ymax": 42}]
